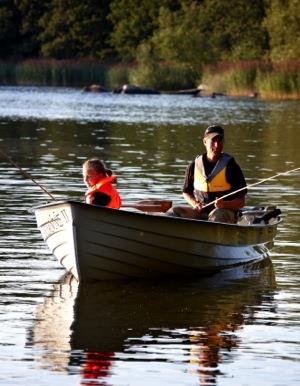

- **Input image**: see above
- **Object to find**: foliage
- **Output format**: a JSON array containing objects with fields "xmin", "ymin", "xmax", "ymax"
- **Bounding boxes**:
[
  {"xmin": 129, "ymin": 42, "xmax": 199, "ymax": 90},
  {"xmin": 106, "ymin": 64, "xmax": 131, "ymax": 90},
  {"xmin": 15, "ymin": 0, "xmax": 50, "ymax": 57},
  {"xmin": 198, "ymin": 0, "xmax": 268, "ymax": 62},
  {"xmin": 129, "ymin": 61, "xmax": 199, "ymax": 91},
  {"xmin": 0, "ymin": 59, "xmax": 107, "ymax": 87},
  {"xmin": 150, "ymin": 3, "xmax": 213, "ymax": 69},
  {"xmin": 264, "ymin": 0, "xmax": 300, "ymax": 61},
  {"xmin": 0, "ymin": 0, "xmax": 299, "ymax": 97},
  {"xmin": 38, "ymin": 0, "xmax": 112, "ymax": 59},
  {"xmin": 108, "ymin": 0, "xmax": 180, "ymax": 61},
  {"xmin": 0, "ymin": 0, "xmax": 297, "ymax": 65},
  {"xmin": 256, "ymin": 61, "xmax": 300, "ymax": 99},
  {"xmin": 0, "ymin": 61, "xmax": 17, "ymax": 84},
  {"xmin": 202, "ymin": 65, "xmax": 256, "ymax": 95},
  {"xmin": 0, "ymin": 0, "xmax": 20, "ymax": 58},
  {"xmin": 142, "ymin": 0, "xmax": 267, "ymax": 74},
  {"xmin": 201, "ymin": 60, "xmax": 300, "ymax": 99}
]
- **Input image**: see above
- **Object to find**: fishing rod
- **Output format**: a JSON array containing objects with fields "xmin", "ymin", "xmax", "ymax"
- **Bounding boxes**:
[
  {"xmin": 0, "ymin": 148, "xmax": 56, "ymax": 201},
  {"xmin": 201, "ymin": 166, "xmax": 300, "ymax": 210},
  {"xmin": 0, "ymin": 149, "xmax": 171, "ymax": 211},
  {"xmin": 2, "ymin": 146, "xmax": 299, "ymax": 210}
]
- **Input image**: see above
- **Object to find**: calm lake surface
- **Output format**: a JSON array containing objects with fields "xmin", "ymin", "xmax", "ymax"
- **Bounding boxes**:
[{"xmin": 0, "ymin": 86, "xmax": 299, "ymax": 385}]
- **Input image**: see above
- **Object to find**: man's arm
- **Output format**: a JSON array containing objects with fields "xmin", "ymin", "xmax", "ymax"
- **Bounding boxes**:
[
  {"xmin": 182, "ymin": 161, "xmax": 204, "ymax": 210},
  {"xmin": 214, "ymin": 194, "xmax": 245, "ymax": 210}
]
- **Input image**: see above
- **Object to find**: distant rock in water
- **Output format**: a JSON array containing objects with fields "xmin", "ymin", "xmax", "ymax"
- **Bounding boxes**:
[
  {"xmin": 249, "ymin": 92, "xmax": 258, "ymax": 98},
  {"xmin": 194, "ymin": 84, "xmax": 225, "ymax": 98},
  {"xmin": 113, "ymin": 84, "xmax": 160, "ymax": 94},
  {"xmin": 166, "ymin": 86, "xmax": 202, "ymax": 96},
  {"xmin": 163, "ymin": 85, "xmax": 225, "ymax": 98},
  {"xmin": 82, "ymin": 84, "xmax": 110, "ymax": 93}
]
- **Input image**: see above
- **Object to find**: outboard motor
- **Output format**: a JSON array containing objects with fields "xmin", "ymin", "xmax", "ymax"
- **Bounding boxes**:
[{"xmin": 253, "ymin": 208, "xmax": 282, "ymax": 224}]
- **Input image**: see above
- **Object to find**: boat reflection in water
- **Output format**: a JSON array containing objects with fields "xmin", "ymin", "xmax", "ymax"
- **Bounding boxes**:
[{"xmin": 28, "ymin": 259, "xmax": 276, "ymax": 385}]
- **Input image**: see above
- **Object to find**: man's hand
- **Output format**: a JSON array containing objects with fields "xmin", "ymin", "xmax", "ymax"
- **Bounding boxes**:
[
  {"xmin": 214, "ymin": 198, "xmax": 226, "ymax": 209},
  {"xmin": 193, "ymin": 201, "xmax": 204, "ymax": 211},
  {"xmin": 182, "ymin": 192, "xmax": 204, "ymax": 212}
]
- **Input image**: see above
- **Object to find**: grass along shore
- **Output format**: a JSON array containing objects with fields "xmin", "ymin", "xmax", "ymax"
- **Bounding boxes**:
[{"xmin": 0, "ymin": 59, "xmax": 300, "ymax": 100}]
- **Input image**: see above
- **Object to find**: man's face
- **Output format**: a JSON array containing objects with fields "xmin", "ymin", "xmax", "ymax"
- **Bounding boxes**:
[{"xmin": 203, "ymin": 135, "xmax": 224, "ymax": 161}]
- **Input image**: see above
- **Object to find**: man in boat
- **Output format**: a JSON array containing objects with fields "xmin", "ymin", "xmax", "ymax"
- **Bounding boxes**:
[{"xmin": 169, "ymin": 125, "xmax": 247, "ymax": 223}]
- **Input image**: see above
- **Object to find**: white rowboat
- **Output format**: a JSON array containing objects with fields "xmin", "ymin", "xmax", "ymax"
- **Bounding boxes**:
[{"xmin": 33, "ymin": 200, "xmax": 281, "ymax": 281}]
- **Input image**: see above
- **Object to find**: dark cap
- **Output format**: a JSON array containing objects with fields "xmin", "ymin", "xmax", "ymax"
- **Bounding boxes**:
[{"xmin": 204, "ymin": 125, "xmax": 224, "ymax": 140}]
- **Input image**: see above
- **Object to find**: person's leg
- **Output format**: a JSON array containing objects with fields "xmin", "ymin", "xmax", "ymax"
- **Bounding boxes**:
[
  {"xmin": 166, "ymin": 205, "xmax": 208, "ymax": 220},
  {"xmin": 208, "ymin": 208, "xmax": 237, "ymax": 223}
]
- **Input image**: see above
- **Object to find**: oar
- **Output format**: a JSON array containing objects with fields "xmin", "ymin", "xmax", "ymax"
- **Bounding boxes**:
[
  {"xmin": 122, "ymin": 200, "xmax": 172, "ymax": 212},
  {"xmin": 201, "ymin": 166, "xmax": 300, "ymax": 210},
  {"xmin": 0, "ymin": 148, "xmax": 56, "ymax": 201}
]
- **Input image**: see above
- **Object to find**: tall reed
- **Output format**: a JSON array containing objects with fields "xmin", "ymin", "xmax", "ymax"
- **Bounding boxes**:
[
  {"xmin": 0, "ymin": 59, "xmax": 108, "ymax": 87},
  {"xmin": 1, "ymin": 59, "xmax": 300, "ymax": 99},
  {"xmin": 129, "ymin": 62, "xmax": 199, "ymax": 91},
  {"xmin": 202, "ymin": 60, "xmax": 300, "ymax": 99},
  {"xmin": 202, "ymin": 61, "xmax": 260, "ymax": 96},
  {"xmin": 106, "ymin": 64, "xmax": 131, "ymax": 90},
  {"xmin": 0, "ymin": 62, "xmax": 17, "ymax": 84},
  {"xmin": 256, "ymin": 61, "xmax": 300, "ymax": 99}
]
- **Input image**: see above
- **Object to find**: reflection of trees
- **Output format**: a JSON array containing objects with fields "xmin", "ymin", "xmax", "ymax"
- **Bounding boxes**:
[
  {"xmin": 2, "ymin": 118, "xmax": 189, "ymax": 200},
  {"xmin": 5, "ymin": 103, "xmax": 300, "ymax": 205},
  {"xmin": 189, "ymin": 323, "xmax": 241, "ymax": 385},
  {"xmin": 28, "ymin": 260, "xmax": 276, "ymax": 385},
  {"xmin": 1, "ymin": 119, "xmax": 111, "ymax": 168},
  {"xmin": 230, "ymin": 107, "xmax": 300, "ymax": 187}
]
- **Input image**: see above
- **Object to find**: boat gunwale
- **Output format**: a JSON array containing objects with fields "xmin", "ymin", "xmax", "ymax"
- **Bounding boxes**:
[{"xmin": 32, "ymin": 200, "xmax": 282, "ymax": 230}]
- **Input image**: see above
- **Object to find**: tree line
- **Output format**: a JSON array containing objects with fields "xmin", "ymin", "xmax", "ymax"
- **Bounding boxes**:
[{"xmin": 1, "ymin": 0, "xmax": 300, "ymax": 66}]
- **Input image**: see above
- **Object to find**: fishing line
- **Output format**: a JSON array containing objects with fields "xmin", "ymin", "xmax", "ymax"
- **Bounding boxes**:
[
  {"xmin": 201, "ymin": 166, "xmax": 300, "ymax": 210},
  {"xmin": 0, "ymin": 148, "xmax": 56, "ymax": 201},
  {"xmin": 2, "ymin": 146, "xmax": 299, "ymax": 208}
]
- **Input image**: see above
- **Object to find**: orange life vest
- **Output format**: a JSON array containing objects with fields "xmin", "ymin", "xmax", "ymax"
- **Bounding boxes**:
[{"xmin": 85, "ymin": 175, "xmax": 122, "ymax": 209}]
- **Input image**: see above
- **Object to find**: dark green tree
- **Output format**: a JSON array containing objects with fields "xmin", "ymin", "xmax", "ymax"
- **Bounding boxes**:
[
  {"xmin": 0, "ymin": 0, "xmax": 21, "ymax": 58},
  {"xmin": 15, "ymin": 0, "xmax": 50, "ymax": 57},
  {"xmin": 108, "ymin": 0, "xmax": 181, "ymax": 61},
  {"xmin": 264, "ymin": 0, "xmax": 300, "ymax": 61},
  {"xmin": 150, "ymin": 2, "xmax": 213, "ymax": 68},
  {"xmin": 200, "ymin": 0, "xmax": 268, "ymax": 62},
  {"xmin": 138, "ymin": 0, "xmax": 267, "ymax": 71},
  {"xmin": 39, "ymin": 0, "xmax": 112, "ymax": 59}
]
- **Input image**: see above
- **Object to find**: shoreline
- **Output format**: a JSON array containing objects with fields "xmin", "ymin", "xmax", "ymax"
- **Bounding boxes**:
[{"xmin": 1, "ymin": 59, "xmax": 300, "ymax": 101}]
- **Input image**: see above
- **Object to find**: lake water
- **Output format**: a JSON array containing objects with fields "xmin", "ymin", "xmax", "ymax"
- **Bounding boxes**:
[{"xmin": 0, "ymin": 86, "xmax": 299, "ymax": 385}]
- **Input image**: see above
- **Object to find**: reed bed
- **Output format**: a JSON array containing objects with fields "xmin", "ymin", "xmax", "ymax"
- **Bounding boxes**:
[
  {"xmin": 256, "ymin": 61, "xmax": 300, "ymax": 99},
  {"xmin": 0, "ymin": 62, "xmax": 17, "ymax": 84},
  {"xmin": 106, "ymin": 64, "xmax": 131, "ymax": 90},
  {"xmin": 0, "ymin": 59, "xmax": 300, "ymax": 99},
  {"xmin": 0, "ymin": 59, "xmax": 107, "ymax": 87},
  {"xmin": 202, "ymin": 61, "xmax": 259, "ymax": 96},
  {"xmin": 202, "ymin": 60, "xmax": 300, "ymax": 99},
  {"xmin": 129, "ymin": 62, "xmax": 199, "ymax": 91}
]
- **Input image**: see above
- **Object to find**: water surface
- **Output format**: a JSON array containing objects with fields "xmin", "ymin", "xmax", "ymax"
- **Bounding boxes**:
[{"xmin": 0, "ymin": 86, "xmax": 299, "ymax": 385}]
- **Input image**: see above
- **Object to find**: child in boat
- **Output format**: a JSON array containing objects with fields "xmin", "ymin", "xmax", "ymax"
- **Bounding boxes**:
[{"xmin": 82, "ymin": 158, "xmax": 122, "ymax": 209}]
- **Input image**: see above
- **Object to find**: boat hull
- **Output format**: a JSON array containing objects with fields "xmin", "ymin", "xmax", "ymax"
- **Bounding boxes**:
[{"xmin": 33, "ymin": 201, "xmax": 280, "ymax": 281}]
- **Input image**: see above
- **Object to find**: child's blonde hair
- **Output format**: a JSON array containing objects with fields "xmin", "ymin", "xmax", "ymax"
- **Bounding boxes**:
[{"xmin": 83, "ymin": 158, "xmax": 112, "ymax": 176}]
